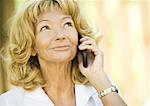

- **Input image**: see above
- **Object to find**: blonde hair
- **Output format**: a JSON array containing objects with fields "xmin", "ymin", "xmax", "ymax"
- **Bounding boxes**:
[{"xmin": 7, "ymin": 0, "xmax": 95, "ymax": 91}]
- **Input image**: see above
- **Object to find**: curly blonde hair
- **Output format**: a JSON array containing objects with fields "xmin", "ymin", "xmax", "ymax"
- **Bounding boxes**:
[{"xmin": 7, "ymin": 0, "xmax": 95, "ymax": 91}]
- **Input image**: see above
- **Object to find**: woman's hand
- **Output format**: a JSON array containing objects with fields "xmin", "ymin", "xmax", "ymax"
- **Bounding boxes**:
[
  {"xmin": 78, "ymin": 36, "xmax": 112, "ymax": 92},
  {"xmin": 78, "ymin": 36, "xmax": 127, "ymax": 106}
]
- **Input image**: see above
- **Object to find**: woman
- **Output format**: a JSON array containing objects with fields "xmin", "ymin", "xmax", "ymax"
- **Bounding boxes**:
[{"xmin": 0, "ymin": 0, "xmax": 127, "ymax": 106}]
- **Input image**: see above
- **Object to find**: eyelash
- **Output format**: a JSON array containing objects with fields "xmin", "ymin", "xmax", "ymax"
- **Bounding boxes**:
[
  {"xmin": 40, "ymin": 25, "xmax": 50, "ymax": 31},
  {"xmin": 39, "ymin": 22, "xmax": 73, "ymax": 32},
  {"xmin": 64, "ymin": 22, "xmax": 73, "ymax": 27}
]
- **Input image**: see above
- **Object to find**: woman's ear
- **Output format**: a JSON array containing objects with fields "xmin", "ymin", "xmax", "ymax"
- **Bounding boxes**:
[{"xmin": 31, "ymin": 47, "xmax": 36, "ymax": 56}]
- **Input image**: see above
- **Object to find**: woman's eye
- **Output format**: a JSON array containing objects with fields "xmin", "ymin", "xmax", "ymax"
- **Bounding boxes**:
[
  {"xmin": 40, "ymin": 25, "xmax": 50, "ymax": 31},
  {"xmin": 64, "ymin": 22, "xmax": 73, "ymax": 28}
]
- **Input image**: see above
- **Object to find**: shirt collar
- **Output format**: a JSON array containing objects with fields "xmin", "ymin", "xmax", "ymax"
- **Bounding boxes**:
[
  {"xmin": 75, "ymin": 84, "xmax": 97, "ymax": 106},
  {"xmin": 23, "ymin": 84, "xmax": 97, "ymax": 106},
  {"xmin": 23, "ymin": 87, "xmax": 54, "ymax": 105}
]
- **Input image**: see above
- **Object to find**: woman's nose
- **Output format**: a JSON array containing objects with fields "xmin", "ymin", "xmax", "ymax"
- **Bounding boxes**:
[
  {"xmin": 55, "ymin": 30, "xmax": 67, "ymax": 41},
  {"xmin": 56, "ymin": 36, "xmax": 66, "ymax": 41}
]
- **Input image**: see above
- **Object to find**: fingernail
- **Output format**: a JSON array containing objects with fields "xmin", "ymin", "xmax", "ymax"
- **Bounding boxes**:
[{"xmin": 79, "ymin": 45, "xmax": 83, "ymax": 49}]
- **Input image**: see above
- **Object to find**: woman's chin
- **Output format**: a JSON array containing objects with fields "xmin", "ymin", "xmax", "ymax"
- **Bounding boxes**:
[
  {"xmin": 48, "ymin": 51, "xmax": 76, "ymax": 63},
  {"xmin": 52, "ymin": 56, "xmax": 74, "ymax": 63}
]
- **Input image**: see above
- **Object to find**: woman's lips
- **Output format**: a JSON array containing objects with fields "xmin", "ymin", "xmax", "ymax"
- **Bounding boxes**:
[{"xmin": 52, "ymin": 45, "xmax": 70, "ymax": 51}]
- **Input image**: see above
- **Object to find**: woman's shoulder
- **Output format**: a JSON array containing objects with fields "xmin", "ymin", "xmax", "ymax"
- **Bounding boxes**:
[
  {"xmin": 0, "ymin": 87, "xmax": 25, "ymax": 104},
  {"xmin": 0, "ymin": 87, "xmax": 54, "ymax": 105}
]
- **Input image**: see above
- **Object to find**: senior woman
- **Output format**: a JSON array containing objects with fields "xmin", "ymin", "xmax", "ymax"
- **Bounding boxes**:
[{"xmin": 0, "ymin": 0, "xmax": 127, "ymax": 106}]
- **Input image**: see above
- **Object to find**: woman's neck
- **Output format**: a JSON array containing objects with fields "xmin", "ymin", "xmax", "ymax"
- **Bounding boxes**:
[{"xmin": 38, "ymin": 57, "xmax": 75, "ymax": 103}]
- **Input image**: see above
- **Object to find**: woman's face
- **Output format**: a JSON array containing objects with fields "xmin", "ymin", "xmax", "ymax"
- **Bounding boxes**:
[{"xmin": 34, "ymin": 8, "xmax": 78, "ymax": 63}]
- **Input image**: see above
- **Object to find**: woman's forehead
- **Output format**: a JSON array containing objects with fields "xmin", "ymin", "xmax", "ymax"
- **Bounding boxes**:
[{"xmin": 36, "ymin": 7, "xmax": 72, "ymax": 23}]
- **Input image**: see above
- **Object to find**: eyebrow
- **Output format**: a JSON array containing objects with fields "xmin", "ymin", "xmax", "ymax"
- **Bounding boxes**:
[
  {"xmin": 62, "ymin": 16, "xmax": 72, "ymax": 20},
  {"xmin": 37, "ymin": 16, "xmax": 72, "ymax": 25}
]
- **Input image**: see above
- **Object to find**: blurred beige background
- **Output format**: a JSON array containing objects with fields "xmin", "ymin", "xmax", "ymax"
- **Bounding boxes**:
[{"xmin": 0, "ymin": 0, "xmax": 150, "ymax": 106}]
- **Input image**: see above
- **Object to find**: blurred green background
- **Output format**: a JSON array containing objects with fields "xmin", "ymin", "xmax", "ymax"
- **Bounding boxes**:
[{"xmin": 0, "ymin": 0, "xmax": 150, "ymax": 106}]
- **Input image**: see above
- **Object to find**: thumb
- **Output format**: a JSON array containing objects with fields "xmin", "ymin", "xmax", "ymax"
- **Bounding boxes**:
[
  {"xmin": 77, "ymin": 52, "xmax": 84, "ymax": 70},
  {"xmin": 77, "ymin": 52, "xmax": 88, "ymax": 76}
]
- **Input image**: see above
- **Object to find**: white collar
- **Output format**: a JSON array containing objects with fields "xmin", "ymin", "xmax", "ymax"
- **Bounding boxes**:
[
  {"xmin": 75, "ymin": 84, "xmax": 97, "ymax": 106},
  {"xmin": 23, "ymin": 84, "xmax": 97, "ymax": 106}
]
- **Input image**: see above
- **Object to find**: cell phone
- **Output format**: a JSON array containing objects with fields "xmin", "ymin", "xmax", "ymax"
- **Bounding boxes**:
[{"xmin": 78, "ymin": 33, "xmax": 88, "ymax": 68}]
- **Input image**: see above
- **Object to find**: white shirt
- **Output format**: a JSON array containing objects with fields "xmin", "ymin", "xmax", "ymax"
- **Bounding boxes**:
[{"xmin": 0, "ymin": 84, "xmax": 103, "ymax": 106}]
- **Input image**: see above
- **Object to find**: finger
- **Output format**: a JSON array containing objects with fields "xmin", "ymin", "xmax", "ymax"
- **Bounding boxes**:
[
  {"xmin": 80, "ymin": 36, "xmax": 95, "ymax": 42},
  {"xmin": 79, "ymin": 40, "xmax": 94, "ymax": 47},
  {"xmin": 77, "ymin": 52, "xmax": 82, "ymax": 64},
  {"xmin": 77, "ymin": 52, "xmax": 85, "ymax": 70},
  {"xmin": 78, "ymin": 44, "xmax": 99, "ymax": 55}
]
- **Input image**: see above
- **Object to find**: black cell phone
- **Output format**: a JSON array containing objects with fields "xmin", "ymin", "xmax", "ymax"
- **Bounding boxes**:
[{"xmin": 78, "ymin": 33, "xmax": 88, "ymax": 68}]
